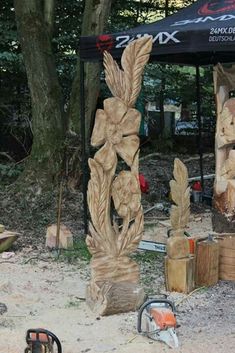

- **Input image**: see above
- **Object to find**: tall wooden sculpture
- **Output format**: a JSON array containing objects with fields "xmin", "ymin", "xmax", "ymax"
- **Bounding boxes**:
[
  {"xmin": 86, "ymin": 37, "xmax": 153, "ymax": 315},
  {"xmin": 213, "ymin": 64, "xmax": 235, "ymax": 232},
  {"xmin": 165, "ymin": 158, "xmax": 195, "ymax": 293}
]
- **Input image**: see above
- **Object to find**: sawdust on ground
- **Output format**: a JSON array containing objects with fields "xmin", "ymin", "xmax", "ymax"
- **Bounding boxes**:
[{"xmin": 0, "ymin": 211, "xmax": 234, "ymax": 353}]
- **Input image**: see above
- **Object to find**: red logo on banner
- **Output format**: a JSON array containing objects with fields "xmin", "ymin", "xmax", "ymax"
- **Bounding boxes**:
[
  {"xmin": 198, "ymin": 0, "xmax": 235, "ymax": 15},
  {"xmin": 96, "ymin": 35, "xmax": 114, "ymax": 53}
]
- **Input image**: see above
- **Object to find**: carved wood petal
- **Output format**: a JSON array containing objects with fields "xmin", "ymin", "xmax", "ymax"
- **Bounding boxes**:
[
  {"xmin": 91, "ymin": 109, "xmax": 107, "ymax": 147},
  {"xmin": 121, "ymin": 108, "xmax": 141, "ymax": 136},
  {"xmin": 115, "ymin": 135, "xmax": 139, "ymax": 167},
  {"xmin": 94, "ymin": 142, "xmax": 117, "ymax": 171},
  {"xmin": 112, "ymin": 171, "xmax": 140, "ymax": 219},
  {"xmin": 104, "ymin": 97, "xmax": 127, "ymax": 124}
]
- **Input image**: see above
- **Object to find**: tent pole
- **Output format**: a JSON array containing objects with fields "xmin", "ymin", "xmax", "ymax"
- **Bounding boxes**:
[
  {"xmin": 80, "ymin": 60, "xmax": 88, "ymax": 234},
  {"xmin": 196, "ymin": 64, "xmax": 204, "ymax": 192}
]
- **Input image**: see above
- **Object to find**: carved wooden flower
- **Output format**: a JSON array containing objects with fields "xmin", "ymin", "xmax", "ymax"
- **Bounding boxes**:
[
  {"xmin": 91, "ymin": 97, "xmax": 140, "ymax": 168},
  {"xmin": 112, "ymin": 171, "xmax": 141, "ymax": 218}
]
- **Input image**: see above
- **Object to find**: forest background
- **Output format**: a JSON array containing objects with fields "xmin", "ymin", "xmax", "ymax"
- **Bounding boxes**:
[{"xmin": 0, "ymin": 0, "xmax": 217, "ymax": 246}]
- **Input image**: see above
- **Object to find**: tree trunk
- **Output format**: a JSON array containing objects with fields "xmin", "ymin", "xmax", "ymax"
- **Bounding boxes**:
[
  {"xmin": 14, "ymin": 0, "xmax": 111, "ymax": 188},
  {"xmin": 68, "ymin": 0, "xmax": 112, "ymax": 141},
  {"xmin": 14, "ymin": 0, "xmax": 66, "ymax": 185}
]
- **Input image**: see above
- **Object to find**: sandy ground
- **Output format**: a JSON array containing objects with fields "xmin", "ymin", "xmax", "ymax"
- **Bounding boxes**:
[{"xmin": 0, "ymin": 212, "xmax": 234, "ymax": 353}]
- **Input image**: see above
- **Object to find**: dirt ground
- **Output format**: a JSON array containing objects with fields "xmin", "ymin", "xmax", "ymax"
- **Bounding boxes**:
[
  {"xmin": 0, "ymin": 152, "xmax": 234, "ymax": 352},
  {"xmin": 0, "ymin": 212, "xmax": 234, "ymax": 353}
]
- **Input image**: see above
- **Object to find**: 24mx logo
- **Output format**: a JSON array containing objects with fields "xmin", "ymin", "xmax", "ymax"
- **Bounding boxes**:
[
  {"xmin": 199, "ymin": 0, "xmax": 235, "ymax": 15},
  {"xmin": 115, "ymin": 31, "xmax": 180, "ymax": 48}
]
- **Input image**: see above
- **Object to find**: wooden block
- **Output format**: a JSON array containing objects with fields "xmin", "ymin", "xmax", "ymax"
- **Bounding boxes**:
[
  {"xmin": 165, "ymin": 256, "xmax": 195, "ymax": 293},
  {"xmin": 46, "ymin": 224, "xmax": 73, "ymax": 249},
  {"xmin": 195, "ymin": 240, "xmax": 219, "ymax": 286},
  {"xmin": 218, "ymin": 235, "xmax": 235, "ymax": 281},
  {"xmin": 167, "ymin": 235, "xmax": 190, "ymax": 259}
]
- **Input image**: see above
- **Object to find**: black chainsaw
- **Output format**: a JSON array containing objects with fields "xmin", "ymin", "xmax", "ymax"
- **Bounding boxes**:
[{"xmin": 24, "ymin": 329, "xmax": 62, "ymax": 353}]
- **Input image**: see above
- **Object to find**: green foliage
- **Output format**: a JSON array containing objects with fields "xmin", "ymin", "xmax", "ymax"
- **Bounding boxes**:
[
  {"xmin": 65, "ymin": 299, "xmax": 82, "ymax": 308},
  {"xmin": 132, "ymin": 249, "xmax": 164, "ymax": 264},
  {"xmin": 1, "ymin": 0, "xmax": 214, "ymax": 181},
  {"xmin": 59, "ymin": 239, "xmax": 91, "ymax": 264},
  {"xmin": 0, "ymin": 162, "xmax": 23, "ymax": 183}
]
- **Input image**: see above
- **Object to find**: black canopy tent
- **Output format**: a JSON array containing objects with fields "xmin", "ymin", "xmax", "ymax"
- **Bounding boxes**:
[
  {"xmin": 79, "ymin": 0, "xmax": 235, "ymax": 232},
  {"xmin": 80, "ymin": 0, "xmax": 235, "ymax": 64}
]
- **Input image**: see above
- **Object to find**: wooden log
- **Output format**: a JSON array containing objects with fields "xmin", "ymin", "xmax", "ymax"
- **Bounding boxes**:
[
  {"xmin": 86, "ymin": 281, "xmax": 146, "ymax": 316},
  {"xmin": 165, "ymin": 256, "xmax": 195, "ymax": 293},
  {"xmin": 195, "ymin": 239, "xmax": 219, "ymax": 286},
  {"xmin": 218, "ymin": 235, "xmax": 235, "ymax": 281}
]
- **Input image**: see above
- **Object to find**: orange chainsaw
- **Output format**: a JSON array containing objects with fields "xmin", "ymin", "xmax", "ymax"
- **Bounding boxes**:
[
  {"xmin": 24, "ymin": 329, "xmax": 62, "ymax": 353},
  {"xmin": 137, "ymin": 299, "xmax": 179, "ymax": 348}
]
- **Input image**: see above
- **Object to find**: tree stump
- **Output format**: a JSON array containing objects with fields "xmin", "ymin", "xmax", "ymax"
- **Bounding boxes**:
[
  {"xmin": 218, "ymin": 234, "xmax": 235, "ymax": 281},
  {"xmin": 86, "ymin": 281, "xmax": 146, "ymax": 316},
  {"xmin": 195, "ymin": 239, "xmax": 219, "ymax": 286}
]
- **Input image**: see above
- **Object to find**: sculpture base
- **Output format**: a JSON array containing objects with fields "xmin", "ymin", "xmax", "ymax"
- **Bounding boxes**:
[
  {"xmin": 86, "ymin": 280, "xmax": 146, "ymax": 316},
  {"xmin": 165, "ymin": 256, "xmax": 195, "ymax": 293}
]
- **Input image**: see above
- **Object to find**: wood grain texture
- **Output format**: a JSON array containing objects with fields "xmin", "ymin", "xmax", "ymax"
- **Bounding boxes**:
[
  {"xmin": 167, "ymin": 159, "xmax": 190, "ymax": 259},
  {"xmin": 86, "ymin": 281, "xmax": 146, "ymax": 316},
  {"xmin": 86, "ymin": 37, "xmax": 153, "ymax": 315},
  {"xmin": 195, "ymin": 240, "xmax": 219, "ymax": 286},
  {"xmin": 213, "ymin": 64, "xmax": 235, "ymax": 233},
  {"xmin": 104, "ymin": 36, "xmax": 152, "ymax": 107},
  {"xmin": 218, "ymin": 235, "xmax": 235, "ymax": 280},
  {"xmin": 165, "ymin": 256, "xmax": 195, "ymax": 293}
]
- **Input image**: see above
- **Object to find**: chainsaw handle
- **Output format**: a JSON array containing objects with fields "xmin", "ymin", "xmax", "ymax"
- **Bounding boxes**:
[
  {"xmin": 137, "ymin": 299, "xmax": 176, "ymax": 333},
  {"xmin": 26, "ymin": 329, "xmax": 62, "ymax": 353}
]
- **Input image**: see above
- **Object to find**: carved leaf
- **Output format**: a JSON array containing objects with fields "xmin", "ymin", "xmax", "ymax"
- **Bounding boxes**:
[
  {"xmin": 170, "ymin": 158, "xmax": 190, "ymax": 230},
  {"xmin": 173, "ymin": 158, "xmax": 188, "ymax": 191},
  {"xmin": 86, "ymin": 223, "xmax": 107, "ymax": 255},
  {"xmin": 118, "ymin": 207, "xmax": 144, "ymax": 256},
  {"xmin": 104, "ymin": 51, "xmax": 126, "ymax": 101},
  {"xmin": 87, "ymin": 157, "xmax": 116, "ymax": 254},
  {"xmin": 121, "ymin": 36, "xmax": 152, "ymax": 107}
]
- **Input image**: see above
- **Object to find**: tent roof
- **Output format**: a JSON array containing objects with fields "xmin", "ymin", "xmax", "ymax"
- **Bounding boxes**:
[{"xmin": 79, "ymin": 0, "xmax": 235, "ymax": 65}]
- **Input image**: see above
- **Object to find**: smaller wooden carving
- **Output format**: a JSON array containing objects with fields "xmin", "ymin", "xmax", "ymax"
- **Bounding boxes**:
[
  {"xmin": 86, "ymin": 37, "xmax": 152, "ymax": 315},
  {"xmin": 167, "ymin": 158, "xmax": 190, "ymax": 259},
  {"xmin": 213, "ymin": 63, "xmax": 235, "ymax": 232},
  {"xmin": 165, "ymin": 158, "xmax": 194, "ymax": 293}
]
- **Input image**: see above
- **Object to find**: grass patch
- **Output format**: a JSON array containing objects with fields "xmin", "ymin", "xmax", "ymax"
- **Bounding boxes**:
[
  {"xmin": 132, "ymin": 250, "xmax": 164, "ymax": 264},
  {"xmin": 58, "ymin": 238, "xmax": 91, "ymax": 264},
  {"xmin": 65, "ymin": 299, "xmax": 82, "ymax": 308}
]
